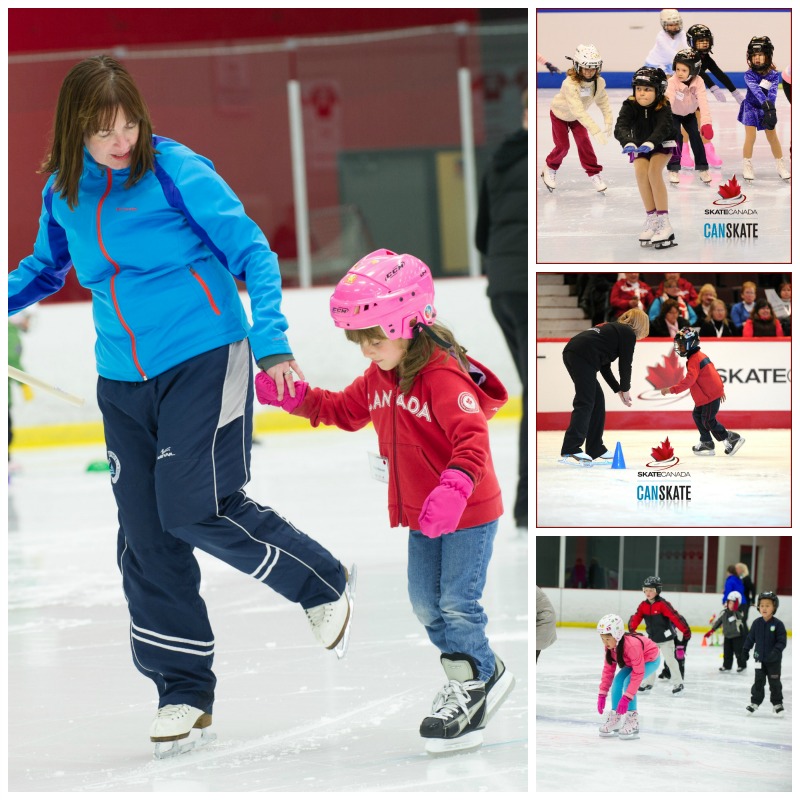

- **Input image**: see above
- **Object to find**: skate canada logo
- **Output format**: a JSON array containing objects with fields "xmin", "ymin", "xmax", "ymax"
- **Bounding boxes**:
[
  {"xmin": 108, "ymin": 450, "xmax": 121, "ymax": 484},
  {"xmin": 703, "ymin": 175, "xmax": 759, "ymax": 240},
  {"xmin": 636, "ymin": 437, "xmax": 692, "ymax": 505}
]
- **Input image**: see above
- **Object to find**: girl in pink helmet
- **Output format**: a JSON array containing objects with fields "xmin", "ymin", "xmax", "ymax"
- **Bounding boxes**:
[
  {"xmin": 255, "ymin": 249, "xmax": 515, "ymax": 755},
  {"xmin": 597, "ymin": 613, "xmax": 661, "ymax": 739}
]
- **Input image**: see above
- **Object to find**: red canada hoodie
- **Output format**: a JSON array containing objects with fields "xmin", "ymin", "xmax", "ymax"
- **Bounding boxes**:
[{"xmin": 291, "ymin": 352, "xmax": 507, "ymax": 530}]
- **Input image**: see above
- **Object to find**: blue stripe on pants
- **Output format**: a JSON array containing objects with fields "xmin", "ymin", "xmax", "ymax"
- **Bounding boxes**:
[{"xmin": 98, "ymin": 340, "xmax": 346, "ymax": 712}]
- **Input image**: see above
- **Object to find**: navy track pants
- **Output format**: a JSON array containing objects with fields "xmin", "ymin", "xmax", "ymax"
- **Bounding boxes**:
[{"xmin": 97, "ymin": 340, "xmax": 346, "ymax": 714}]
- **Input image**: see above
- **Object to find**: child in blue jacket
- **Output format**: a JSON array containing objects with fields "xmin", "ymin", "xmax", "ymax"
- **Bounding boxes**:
[{"xmin": 742, "ymin": 592, "xmax": 786, "ymax": 715}]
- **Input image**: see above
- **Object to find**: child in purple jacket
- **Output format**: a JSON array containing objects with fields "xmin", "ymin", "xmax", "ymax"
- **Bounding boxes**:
[
  {"xmin": 737, "ymin": 36, "xmax": 790, "ymax": 181},
  {"xmin": 597, "ymin": 614, "xmax": 661, "ymax": 740}
]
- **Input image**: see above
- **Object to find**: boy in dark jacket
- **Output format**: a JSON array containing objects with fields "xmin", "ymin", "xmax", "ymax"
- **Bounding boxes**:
[
  {"xmin": 660, "ymin": 328, "xmax": 745, "ymax": 457},
  {"xmin": 704, "ymin": 591, "xmax": 747, "ymax": 672},
  {"xmin": 743, "ymin": 592, "xmax": 786, "ymax": 715},
  {"xmin": 628, "ymin": 576, "xmax": 692, "ymax": 695}
]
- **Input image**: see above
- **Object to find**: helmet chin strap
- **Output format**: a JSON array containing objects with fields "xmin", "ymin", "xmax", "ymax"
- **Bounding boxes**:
[{"xmin": 411, "ymin": 321, "xmax": 451, "ymax": 349}]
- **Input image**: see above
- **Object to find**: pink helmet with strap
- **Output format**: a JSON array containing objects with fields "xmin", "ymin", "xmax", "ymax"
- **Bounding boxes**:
[{"xmin": 329, "ymin": 249, "xmax": 436, "ymax": 339}]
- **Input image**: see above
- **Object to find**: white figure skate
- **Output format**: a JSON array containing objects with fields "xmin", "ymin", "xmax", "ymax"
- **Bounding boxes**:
[
  {"xmin": 638, "ymin": 214, "xmax": 658, "ymax": 246},
  {"xmin": 668, "ymin": 171, "xmax": 680, "ymax": 184},
  {"xmin": 618, "ymin": 710, "xmax": 640, "ymax": 739},
  {"xmin": 742, "ymin": 158, "xmax": 755, "ymax": 181},
  {"xmin": 559, "ymin": 452, "xmax": 593, "ymax": 467},
  {"xmin": 775, "ymin": 158, "xmax": 791, "ymax": 181},
  {"xmin": 305, "ymin": 563, "xmax": 356, "ymax": 659},
  {"xmin": 541, "ymin": 168, "xmax": 557, "ymax": 192},
  {"xmin": 698, "ymin": 170, "xmax": 712, "ymax": 184},
  {"xmin": 598, "ymin": 710, "xmax": 623, "ymax": 737},
  {"xmin": 150, "ymin": 704, "xmax": 216, "ymax": 759},
  {"xmin": 589, "ymin": 174, "xmax": 607, "ymax": 193},
  {"xmin": 651, "ymin": 214, "xmax": 677, "ymax": 250}
]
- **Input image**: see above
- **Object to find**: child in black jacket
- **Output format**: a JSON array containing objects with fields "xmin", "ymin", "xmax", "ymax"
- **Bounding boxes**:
[
  {"xmin": 704, "ymin": 590, "xmax": 747, "ymax": 672},
  {"xmin": 742, "ymin": 592, "xmax": 786, "ymax": 715},
  {"xmin": 614, "ymin": 66, "xmax": 678, "ymax": 249}
]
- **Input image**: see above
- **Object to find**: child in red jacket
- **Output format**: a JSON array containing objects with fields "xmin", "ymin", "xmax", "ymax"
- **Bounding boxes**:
[
  {"xmin": 255, "ymin": 249, "xmax": 515, "ymax": 755},
  {"xmin": 660, "ymin": 328, "xmax": 745, "ymax": 456}
]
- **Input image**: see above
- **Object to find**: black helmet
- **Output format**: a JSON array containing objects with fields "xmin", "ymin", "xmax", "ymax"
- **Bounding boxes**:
[
  {"xmin": 631, "ymin": 66, "xmax": 668, "ymax": 101},
  {"xmin": 674, "ymin": 327, "xmax": 700, "ymax": 358},
  {"xmin": 757, "ymin": 591, "xmax": 779, "ymax": 611},
  {"xmin": 747, "ymin": 36, "xmax": 774, "ymax": 71},
  {"xmin": 686, "ymin": 24, "xmax": 714, "ymax": 51},
  {"xmin": 673, "ymin": 48, "xmax": 703, "ymax": 80},
  {"xmin": 643, "ymin": 576, "xmax": 662, "ymax": 594}
]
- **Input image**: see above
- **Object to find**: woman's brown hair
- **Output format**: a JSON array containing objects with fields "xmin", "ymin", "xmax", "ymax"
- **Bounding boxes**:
[
  {"xmin": 344, "ymin": 322, "xmax": 469, "ymax": 395},
  {"xmin": 40, "ymin": 55, "xmax": 155, "ymax": 209}
]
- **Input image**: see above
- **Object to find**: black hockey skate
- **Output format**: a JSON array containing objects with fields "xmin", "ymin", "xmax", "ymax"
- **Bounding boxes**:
[
  {"xmin": 692, "ymin": 440, "xmax": 715, "ymax": 456},
  {"xmin": 724, "ymin": 432, "xmax": 745, "ymax": 456},
  {"xmin": 421, "ymin": 653, "xmax": 487, "ymax": 755}
]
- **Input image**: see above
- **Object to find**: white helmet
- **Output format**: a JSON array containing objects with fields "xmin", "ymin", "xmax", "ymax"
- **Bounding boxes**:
[
  {"xmin": 571, "ymin": 44, "xmax": 603, "ymax": 71},
  {"xmin": 660, "ymin": 9, "xmax": 683, "ymax": 32},
  {"xmin": 597, "ymin": 614, "xmax": 625, "ymax": 642},
  {"xmin": 727, "ymin": 591, "xmax": 743, "ymax": 603}
]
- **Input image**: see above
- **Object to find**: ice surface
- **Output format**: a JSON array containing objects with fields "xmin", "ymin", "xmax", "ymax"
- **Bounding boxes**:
[
  {"xmin": 536, "ymin": 628, "xmax": 791, "ymax": 792},
  {"xmin": 8, "ymin": 423, "xmax": 528, "ymax": 791},
  {"xmin": 536, "ymin": 429, "xmax": 790, "ymax": 527},
  {"xmin": 536, "ymin": 88, "xmax": 791, "ymax": 263}
]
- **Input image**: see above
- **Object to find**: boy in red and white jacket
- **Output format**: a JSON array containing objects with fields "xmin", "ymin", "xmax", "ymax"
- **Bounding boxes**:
[{"xmin": 660, "ymin": 328, "xmax": 745, "ymax": 456}]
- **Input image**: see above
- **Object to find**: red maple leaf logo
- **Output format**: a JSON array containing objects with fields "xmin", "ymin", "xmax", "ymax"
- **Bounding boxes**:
[
  {"xmin": 645, "ymin": 351, "xmax": 685, "ymax": 389},
  {"xmin": 718, "ymin": 175, "xmax": 742, "ymax": 200},
  {"xmin": 651, "ymin": 437, "xmax": 675, "ymax": 462}
]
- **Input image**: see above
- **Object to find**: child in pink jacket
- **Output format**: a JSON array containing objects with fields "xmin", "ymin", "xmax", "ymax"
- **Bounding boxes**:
[
  {"xmin": 596, "ymin": 614, "xmax": 661, "ymax": 740},
  {"xmin": 665, "ymin": 48, "xmax": 713, "ymax": 185}
]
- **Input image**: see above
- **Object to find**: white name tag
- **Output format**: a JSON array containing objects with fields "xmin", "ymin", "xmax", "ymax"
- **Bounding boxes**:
[
  {"xmin": 676, "ymin": 90, "xmax": 685, "ymax": 101},
  {"xmin": 368, "ymin": 452, "xmax": 389, "ymax": 483},
  {"xmin": 580, "ymin": 86, "xmax": 592, "ymax": 96},
  {"xmin": 728, "ymin": 615, "xmax": 737, "ymax": 622},
  {"xmin": 664, "ymin": 629, "xmax": 673, "ymax": 638},
  {"xmin": 759, "ymin": 78, "xmax": 772, "ymax": 90}
]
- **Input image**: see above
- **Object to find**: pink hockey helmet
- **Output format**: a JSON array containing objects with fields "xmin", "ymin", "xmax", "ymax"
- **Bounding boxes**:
[{"xmin": 329, "ymin": 249, "xmax": 436, "ymax": 339}]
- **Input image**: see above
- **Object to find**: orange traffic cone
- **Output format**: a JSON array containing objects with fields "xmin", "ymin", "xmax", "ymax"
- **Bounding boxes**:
[{"xmin": 701, "ymin": 636, "xmax": 708, "ymax": 647}]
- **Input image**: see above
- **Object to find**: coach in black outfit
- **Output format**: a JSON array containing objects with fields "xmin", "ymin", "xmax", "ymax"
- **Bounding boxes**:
[
  {"xmin": 560, "ymin": 309, "xmax": 649, "ymax": 465},
  {"xmin": 475, "ymin": 89, "xmax": 527, "ymax": 527}
]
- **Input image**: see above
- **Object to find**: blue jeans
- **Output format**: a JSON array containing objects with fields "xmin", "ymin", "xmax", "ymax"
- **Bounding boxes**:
[
  {"xmin": 611, "ymin": 656, "xmax": 661, "ymax": 711},
  {"xmin": 407, "ymin": 520, "xmax": 498, "ymax": 682}
]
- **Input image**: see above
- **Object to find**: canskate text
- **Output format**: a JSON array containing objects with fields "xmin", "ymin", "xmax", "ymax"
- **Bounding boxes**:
[
  {"xmin": 369, "ymin": 389, "xmax": 431, "ymax": 421},
  {"xmin": 636, "ymin": 484, "xmax": 691, "ymax": 501},
  {"xmin": 703, "ymin": 222, "xmax": 758, "ymax": 238}
]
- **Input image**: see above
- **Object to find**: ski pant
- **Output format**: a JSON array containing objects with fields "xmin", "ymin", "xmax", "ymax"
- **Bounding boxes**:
[
  {"xmin": 610, "ymin": 656, "xmax": 661, "ymax": 712},
  {"xmin": 546, "ymin": 111, "xmax": 602, "ymax": 176},
  {"xmin": 489, "ymin": 291, "xmax": 527, "ymax": 526},
  {"xmin": 561, "ymin": 350, "xmax": 607, "ymax": 458},
  {"xmin": 667, "ymin": 111, "xmax": 708, "ymax": 171},
  {"xmin": 751, "ymin": 658, "xmax": 783, "ymax": 706},
  {"xmin": 97, "ymin": 340, "xmax": 346, "ymax": 714},
  {"xmin": 642, "ymin": 640, "xmax": 682, "ymax": 689},
  {"xmin": 407, "ymin": 520, "xmax": 498, "ymax": 683},
  {"xmin": 693, "ymin": 398, "xmax": 728, "ymax": 443},
  {"xmin": 722, "ymin": 635, "xmax": 746, "ymax": 670}
]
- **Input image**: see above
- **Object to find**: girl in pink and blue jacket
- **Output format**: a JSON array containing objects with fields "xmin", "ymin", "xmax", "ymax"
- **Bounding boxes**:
[{"xmin": 596, "ymin": 614, "xmax": 661, "ymax": 739}]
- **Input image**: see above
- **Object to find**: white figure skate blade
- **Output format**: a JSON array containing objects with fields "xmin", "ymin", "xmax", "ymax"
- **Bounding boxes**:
[
  {"xmin": 557, "ymin": 456, "xmax": 593, "ymax": 467},
  {"xmin": 424, "ymin": 729, "xmax": 483, "ymax": 756},
  {"xmin": 333, "ymin": 563, "xmax": 357, "ymax": 660},
  {"xmin": 153, "ymin": 729, "xmax": 216, "ymax": 760}
]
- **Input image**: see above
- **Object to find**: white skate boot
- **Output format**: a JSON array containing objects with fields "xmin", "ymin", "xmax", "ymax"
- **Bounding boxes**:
[
  {"xmin": 305, "ymin": 564, "xmax": 357, "ymax": 659},
  {"xmin": 541, "ymin": 167, "xmax": 557, "ymax": 192},
  {"xmin": 776, "ymin": 158, "xmax": 791, "ymax": 181},
  {"xmin": 598, "ymin": 710, "xmax": 623, "ymax": 737},
  {"xmin": 638, "ymin": 213, "xmax": 658, "ymax": 246},
  {"xmin": 668, "ymin": 170, "xmax": 680, "ymax": 184},
  {"xmin": 698, "ymin": 170, "xmax": 712, "ymax": 184},
  {"xmin": 618, "ymin": 710, "xmax": 640, "ymax": 739},
  {"xmin": 743, "ymin": 158, "xmax": 755, "ymax": 181},
  {"xmin": 589, "ymin": 174, "xmax": 607, "ymax": 192},
  {"xmin": 559, "ymin": 452, "xmax": 593, "ymax": 467},
  {"xmin": 421, "ymin": 653, "xmax": 487, "ymax": 755},
  {"xmin": 150, "ymin": 704, "xmax": 216, "ymax": 759},
  {"xmin": 651, "ymin": 214, "xmax": 677, "ymax": 250}
]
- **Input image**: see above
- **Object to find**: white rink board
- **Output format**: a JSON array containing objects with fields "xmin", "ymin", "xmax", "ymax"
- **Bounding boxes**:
[{"xmin": 536, "ymin": 628, "xmax": 791, "ymax": 792}]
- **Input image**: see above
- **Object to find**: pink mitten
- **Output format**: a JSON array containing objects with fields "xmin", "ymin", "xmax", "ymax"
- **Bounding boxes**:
[
  {"xmin": 418, "ymin": 469, "xmax": 474, "ymax": 538},
  {"xmin": 597, "ymin": 694, "xmax": 606, "ymax": 715},
  {"xmin": 616, "ymin": 694, "xmax": 631, "ymax": 715},
  {"xmin": 255, "ymin": 371, "xmax": 308, "ymax": 413}
]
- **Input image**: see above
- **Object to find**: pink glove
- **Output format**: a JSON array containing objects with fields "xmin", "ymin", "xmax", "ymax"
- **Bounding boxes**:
[
  {"xmin": 255, "ymin": 371, "xmax": 308, "ymax": 413},
  {"xmin": 597, "ymin": 694, "xmax": 606, "ymax": 714},
  {"xmin": 418, "ymin": 469, "xmax": 474, "ymax": 538},
  {"xmin": 616, "ymin": 695, "xmax": 631, "ymax": 715},
  {"xmin": 701, "ymin": 124, "xmax": 714, "ymax": 140}
]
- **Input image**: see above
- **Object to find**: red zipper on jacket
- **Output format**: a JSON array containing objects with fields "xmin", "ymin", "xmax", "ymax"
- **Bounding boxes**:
[
  {"xmin": 97, "ymin": 170, "xmax": 147, "ymax": 379},
  {"xmin": 189, "ymin": 267, "xmax": 222, "ymax": 315}
]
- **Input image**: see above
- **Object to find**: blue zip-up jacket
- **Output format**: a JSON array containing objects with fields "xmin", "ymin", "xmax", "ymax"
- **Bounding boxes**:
[
  {"xmin": 742, "ymin": 615, "xmax": 786, "ymax": 665},
  {"xmin": 8, "ymin": 136, "xmax": 290, "ymax": 381}
]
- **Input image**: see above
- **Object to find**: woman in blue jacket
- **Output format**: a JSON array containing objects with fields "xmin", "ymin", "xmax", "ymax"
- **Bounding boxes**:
[{"xmin": 7, "ymin": 56, "xmax": 354, "ymax": 754}]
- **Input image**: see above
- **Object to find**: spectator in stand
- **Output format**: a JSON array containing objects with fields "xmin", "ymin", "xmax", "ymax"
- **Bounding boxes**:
[
  {"xmin": 699, "ymin": 299, "xmax": 739, "ymax": 338},
  {"xmin": 649, "ymin": 277, "xmax": 697, "ymax": 324},
  {"xmin": 649, "ymin": 299, "xmax": 689, "ymax": 338},
  {"xmin": 731, "ymin": 281, "xmax": 757, "ymax": 331},
  {"xmin": 742, "ymin": 299, "xmax": 784, "ymax": 337},
  {"xmin": 775, "ymin": 282, "xmax": 791, "ymax": 335},
  {"xmin": 694, "ymin": 283, "xmax": 718, "ymax": 320},
  {"xmin": 655, "ymin": 272, "xmax": 699, "ymax": 307},
  {"xmin": 609, "ymin": 273, "xmax": 654, "ymax": 318}
]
